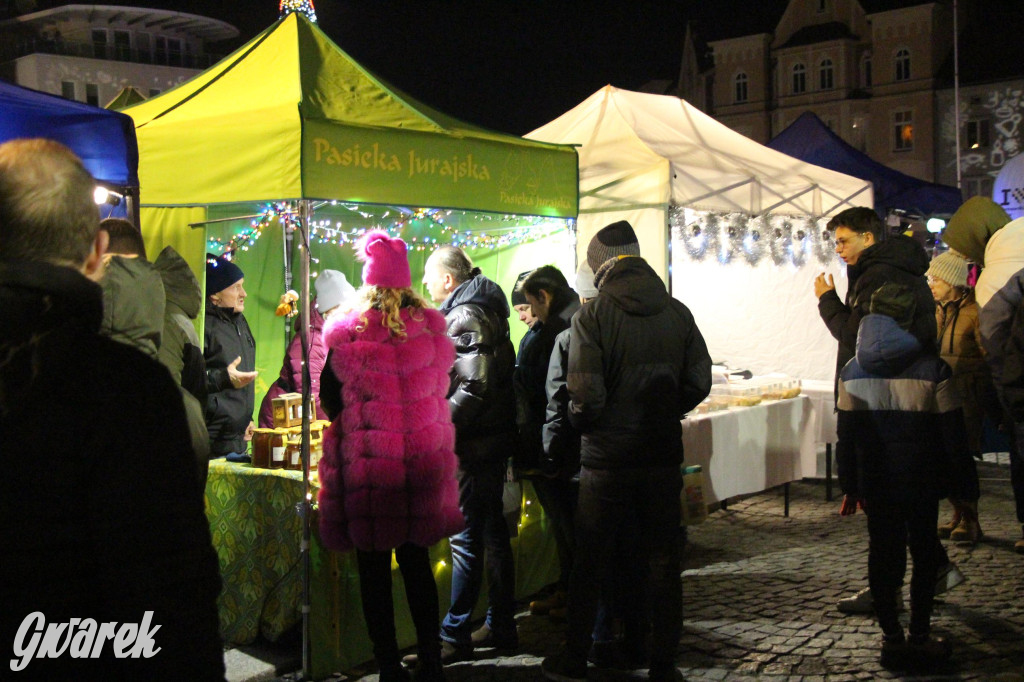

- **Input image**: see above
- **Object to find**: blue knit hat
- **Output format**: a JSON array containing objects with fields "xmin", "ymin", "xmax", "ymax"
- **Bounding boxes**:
[{"xmin": 206, "ymin": 253, "xmax": 244, "ymax": 295}]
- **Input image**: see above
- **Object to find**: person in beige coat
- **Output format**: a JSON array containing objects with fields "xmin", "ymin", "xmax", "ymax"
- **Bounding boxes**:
[{"xmin": 928, "ymin": 251, "xmax": 999, "ymax": 544}]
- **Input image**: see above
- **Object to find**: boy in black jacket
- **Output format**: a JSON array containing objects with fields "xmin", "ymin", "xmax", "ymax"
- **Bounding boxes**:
[{"xmin": 837, "ymin": 283, "xmax": 967, "ymax": 670}]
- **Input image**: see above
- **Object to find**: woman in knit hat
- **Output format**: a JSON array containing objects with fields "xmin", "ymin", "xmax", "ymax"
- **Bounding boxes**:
[
  {"xmin": 257, "ymin": 269, "xmax": 356, "ymax": 427},
  {"xmin": 927, "ymin": 250, "xmax": 999, "ymax": 544},
  {"xmin": 317, "ymin": 232, "xmax": 463, "ymax": 682},
  {"xmin": 203, "ymin": 253, "xmax": 258, "ymax": 460}
]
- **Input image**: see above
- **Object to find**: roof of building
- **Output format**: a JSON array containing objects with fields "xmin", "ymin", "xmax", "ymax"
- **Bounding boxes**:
[
  {"xmin": 777, "ymin": 21, "xmax": 857, "ymax": 48},
  {"xmin": 0, "ymin": 4, "xmax": 238, "ymax": 42}
]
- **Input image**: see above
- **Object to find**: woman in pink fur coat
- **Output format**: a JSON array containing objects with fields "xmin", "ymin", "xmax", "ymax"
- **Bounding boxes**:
[{"xmin": 318, "ymin": 231, "xmax": 463, "ymax": 682}]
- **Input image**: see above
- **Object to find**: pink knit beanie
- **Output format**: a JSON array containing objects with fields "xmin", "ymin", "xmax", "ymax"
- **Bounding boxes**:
[{"xmin": 356, "ymin": 230, "xmax": 411, "ymax": 288}]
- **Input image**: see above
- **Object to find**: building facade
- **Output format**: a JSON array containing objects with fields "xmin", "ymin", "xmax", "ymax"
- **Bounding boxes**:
[
  {"xmin": 0, "ymin": 4, "xmax": 237, "ymax": 107},
  {"xmin": 677, "ymin": 0, "xmax": 1024, "ymax": 202}
]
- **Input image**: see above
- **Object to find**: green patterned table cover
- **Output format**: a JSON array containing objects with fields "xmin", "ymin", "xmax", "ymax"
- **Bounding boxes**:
[{"xmin": 204, "ymin": 461, "xmax": 559, "ymax": 676}]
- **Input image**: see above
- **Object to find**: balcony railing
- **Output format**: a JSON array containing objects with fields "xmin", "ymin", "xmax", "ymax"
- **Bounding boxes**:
[{"xmin": 0, "ymin": 36, "xmax": 224, "ymax": 69}]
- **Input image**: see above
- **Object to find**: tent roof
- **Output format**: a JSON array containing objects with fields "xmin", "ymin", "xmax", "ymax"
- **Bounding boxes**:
[
  {"xmin": 768, "ymin": 111, "xmax": 962, "ymax": 217},
  {"xmin": 123, "ymin": 13, "xmax": 577, "ymax": 217},
  {"xmin": 0, "ymin": 79, "xmax": 139, "ymax": 189},
  {"xmin": 527, "ymin": 85, "xmax": 872, "ymax": 218},
  {"xmin": 106, "ymin": 86, "xmax": 148, "ymax": 111}
]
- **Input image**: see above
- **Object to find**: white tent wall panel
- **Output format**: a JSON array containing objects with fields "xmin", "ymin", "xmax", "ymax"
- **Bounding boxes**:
[{"xmin": 671, "ymin": 242, "xmax": 848, "ymax": 383}]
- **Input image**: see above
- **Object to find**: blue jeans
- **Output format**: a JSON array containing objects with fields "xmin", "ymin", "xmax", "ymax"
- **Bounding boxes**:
[
  {"xmin": 566, "ymin": 464, "xmax": 681, "ymax": 665},
  {"xmin": 441, "ymin": 457, "xmax": 516, "ymax": 645}
]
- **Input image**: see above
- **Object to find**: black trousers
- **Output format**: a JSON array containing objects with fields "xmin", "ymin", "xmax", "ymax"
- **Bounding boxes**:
[
  {"xmin": 865, "ymin": 495, "xmax": 941, "ymax": 639},
  {"xmin": 356, "ymin": 543, "xmax": 441, "ymax": 667}
]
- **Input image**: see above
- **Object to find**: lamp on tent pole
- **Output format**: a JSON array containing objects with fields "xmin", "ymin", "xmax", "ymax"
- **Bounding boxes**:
[
  {"xmin": 284, "ymin": 215, "xmax": 294, "ymax": 346},
  {"xmin": 297, "ymin": 199, "xmax": 313, "ymax": 682}
]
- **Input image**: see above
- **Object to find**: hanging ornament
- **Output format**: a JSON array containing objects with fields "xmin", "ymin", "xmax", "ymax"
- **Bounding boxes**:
[
  {"xmin": 280, "ymin": 0, "xmax": 317, "ymax": 22},
  {"xmin": 740, "ymin": 213, "xmax": 767, "ymax": 265},
  {"xmin": 812, "ymin": 219, "xmax": 835, "ymax": 265}
]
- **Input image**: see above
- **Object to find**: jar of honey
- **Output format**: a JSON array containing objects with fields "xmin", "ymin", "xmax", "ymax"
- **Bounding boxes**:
[
  {"xmin": 270, "ymin": 428, "xmax": 289, "ymax": 469},
  {"xmin": 251, "ymin": 428, "xmax": 274, "ymax": 468}
]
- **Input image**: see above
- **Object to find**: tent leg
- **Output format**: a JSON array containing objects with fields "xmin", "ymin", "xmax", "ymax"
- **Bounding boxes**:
[{"xmin": 298, "ymin": 199, "xmax": 313, "ymax": 681}]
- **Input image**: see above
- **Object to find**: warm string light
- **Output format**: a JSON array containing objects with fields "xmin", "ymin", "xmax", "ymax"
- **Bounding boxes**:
[
  {"xmin": 207, "ymin": 202, "xmax": 300, "ymax": 255},
  {"xmin": 279, "ymin": 0, "xmax": 316, "ymax": 22},
  {"xmin": 211, "ymin": 204, "xmax": 570, "ymax": 255}
]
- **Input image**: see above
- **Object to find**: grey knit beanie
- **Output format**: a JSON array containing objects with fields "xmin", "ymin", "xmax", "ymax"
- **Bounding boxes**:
[
  {"xmin": 926, "ymin": 251, "xmax": 968, "ymax": 289},
  {"xmin": 587, "ymin": 220, "xmax": 641, "ymax": 271}
]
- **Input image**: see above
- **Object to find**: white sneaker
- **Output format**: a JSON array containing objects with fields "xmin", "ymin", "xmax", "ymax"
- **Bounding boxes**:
[
  {"xmin": 837, "ymin": 587, "xmax": 904, "ymax": 614},
  {"xmin": 934, "ymin": 562, "xmax": 966, "ymax": 596}
]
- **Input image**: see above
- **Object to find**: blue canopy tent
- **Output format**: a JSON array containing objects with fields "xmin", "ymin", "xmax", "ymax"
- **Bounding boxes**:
[
  {"xmin": 768, "ymin": 112, "xmax": 962, "ymax": 218},
  {"xmin": 0, "ymin": 80, "xmax": 139, "ymax": 220}
]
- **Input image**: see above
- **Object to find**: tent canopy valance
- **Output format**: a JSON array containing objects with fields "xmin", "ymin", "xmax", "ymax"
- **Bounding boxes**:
[
  {"xmin": 123, "ymin": 13, "xmax": 577, "ymax": 218},
  {"xmin": 527, "ymin": 86, "xmax": 872, "ymax": 281},
  {"xmin": 0, "ymin": 79, "xmax": 139, "ymax": 191},
  {"xmin": 768, "ymin": 112, "xmax": 963, "ymax": 218}
]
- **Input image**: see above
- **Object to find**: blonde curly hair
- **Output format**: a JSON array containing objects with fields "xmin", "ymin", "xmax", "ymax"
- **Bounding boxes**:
[{"xmin": 354, "ymin": 286, "xmax": 430, "ymax": 339}]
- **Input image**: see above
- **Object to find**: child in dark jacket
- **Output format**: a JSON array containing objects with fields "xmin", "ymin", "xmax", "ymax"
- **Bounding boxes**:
[{"xmin": 837, "ymin": 283, "xmax": 967, "ymax": 670}]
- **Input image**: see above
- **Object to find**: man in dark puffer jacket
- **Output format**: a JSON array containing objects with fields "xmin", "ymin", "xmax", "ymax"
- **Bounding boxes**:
[
  {"xmin": 837, "ymin": 284, "xmax": 964, "ymax": 670},
  {"xmin": 815, "ymin": 207, "xmax": 962, "ymax": 614},
  {"xmin": 421, "ymin": 246, "xmax": 518, "ymax": 662},
  {"xmin": 542, "ymin": 221, "xmax": 711, "ymax": 682},
  {"xmin": 0, "ymin": 139, "xmax": 224, "ymax": 681}
]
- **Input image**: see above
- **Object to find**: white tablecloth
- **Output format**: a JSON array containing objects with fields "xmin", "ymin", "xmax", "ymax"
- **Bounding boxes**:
[
  {"xmin": 799, "ymin": 379, "xmax": 838, "ymax": 478},
  {"xmin": 682, "ymin": 396, "xmax": 814, "ymax": 505}
]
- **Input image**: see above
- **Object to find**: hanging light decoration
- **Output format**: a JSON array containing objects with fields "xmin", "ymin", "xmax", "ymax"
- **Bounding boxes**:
[{"xmin": 279, "ymin": 0, "xmax": 316, "ymax": 22}]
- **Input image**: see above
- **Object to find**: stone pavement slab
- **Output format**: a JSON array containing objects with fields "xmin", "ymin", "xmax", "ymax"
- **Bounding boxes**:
[{"xmin": 257, "ymin": 462, "xmax": 1024, "ymax": 682}]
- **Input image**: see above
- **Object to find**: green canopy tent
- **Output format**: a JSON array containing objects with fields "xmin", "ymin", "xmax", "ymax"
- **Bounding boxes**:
[{"xmin": 121, "ymin": 11, "xmax": 577, "ymax": 677}]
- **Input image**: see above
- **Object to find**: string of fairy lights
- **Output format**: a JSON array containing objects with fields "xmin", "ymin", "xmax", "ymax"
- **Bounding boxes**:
[
  {"xmin": 279, "ymin": 0, "xmax": 316, "ymax": 22},
  {"xmin": 206, "ymin": 201, "xmax": 571, "ymax": 257}
]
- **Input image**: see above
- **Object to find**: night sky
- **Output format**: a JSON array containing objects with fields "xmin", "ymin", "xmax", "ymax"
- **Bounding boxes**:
[{"xmin": 137, "ymin": 0, "xmax": 715, "ymax": 135}]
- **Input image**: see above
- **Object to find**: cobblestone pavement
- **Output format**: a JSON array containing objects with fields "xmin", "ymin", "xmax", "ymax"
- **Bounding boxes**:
[{"xmin": 274, "ymin": 461, "xmax": 1024, "ymax": 682}]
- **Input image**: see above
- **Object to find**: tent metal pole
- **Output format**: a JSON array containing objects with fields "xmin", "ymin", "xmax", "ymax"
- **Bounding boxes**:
[
  {"xmin": 953, "ymin": 0, "xmax": 962, "ymax": 191},
  {"xmin": 298, "ymin": 199, "xmax": 313, "ymax": 681}
]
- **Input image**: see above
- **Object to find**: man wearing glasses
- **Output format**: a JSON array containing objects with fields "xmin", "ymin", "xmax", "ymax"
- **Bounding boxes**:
[
  {"xmin": 814, "ymin": 207, "xmax": 937, "ymax": 393},
  {"xmin": 813, "ymin": 206, "xmax": 964, "ymax": 615}
]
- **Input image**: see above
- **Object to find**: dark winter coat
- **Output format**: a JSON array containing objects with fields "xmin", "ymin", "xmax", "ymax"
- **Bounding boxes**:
[
  {"xmin": 100, "ymin": 255, "xmax": 211, "ymax": 473},
  {"xmin": 567, "ymin": 256, "xmax": 712, "ymax": 469},
  {"xmin": 0, "ymin": 261, "xmax": 224, "ymax": 681},
  {"xmin": 439, "ymin": 274, "xmax": 517, "ymax": 468},
  {"xmin": 154, "ymin": 246, "xmax": 206, "ymax": 403},
  {"xmin": 513, "ymin": 288, "xmax": 579, "ymax": 471},
  {"xmin": 204, "ymin": 304, "xmax": 256, "ymax": 456},
  {"xmin": 317, "ymin": 307, "xmax": 464, "ymax": 552},
  {"xmin": 837, "ymin": 314, "xmax": 966, "ymax": 503},
  {"xmin": 258, "ymin": 306, "xmax": 329, "ymax": 427},
  {"xmin": 542, "ymin": 327, "xmax": 580, "ymax": 479},
  {"xmin": 818, "ymin": 235, "xmax": 937, "ymax": 394}
]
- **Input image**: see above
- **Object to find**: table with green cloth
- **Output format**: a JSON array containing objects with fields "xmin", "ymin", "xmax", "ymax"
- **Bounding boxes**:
[{"xmin": 204, "ymin": 460, "xmax": 559, "ymax": 677}]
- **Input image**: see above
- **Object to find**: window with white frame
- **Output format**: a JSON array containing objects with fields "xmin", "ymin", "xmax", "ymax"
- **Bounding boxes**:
[
  {"xmin": 792, "ymin": 63, "xmax": 806, "ymax": 94},
  {"xmin": 819, "ymin": 59, "xmax": 834, "ymax": 90},
  {"xmin": 895, "ymin": 49, "xmax": 911, "ymax": 81},
  {"xmin": 734, "ymin": 72, "xmax": 748, "ymax": 103},
  {"xmin": 61, "ymin": 81, "xmax": 76, "ymax": 100},
  {"xmin": 893, "ymin": 110, "xmax": 913, "ymax": 151},
  {"xmin": 85, "ymin": 83, "xmax": 99, "ymax": 107}
]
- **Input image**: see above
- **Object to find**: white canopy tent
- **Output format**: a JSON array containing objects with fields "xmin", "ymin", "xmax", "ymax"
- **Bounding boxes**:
[
  {"xmin": 526, "ymin": 85, "xmax": 873, "ymax": 281},
  {"xmin": 527, "ymin": 86, "xmax": 875, "ymax": 384}
]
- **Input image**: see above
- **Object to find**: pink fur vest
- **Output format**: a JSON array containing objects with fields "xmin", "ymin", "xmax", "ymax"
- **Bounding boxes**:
[{"xmin": 318, "ymin": 306, "xmax": 464, "ymax": 552}]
